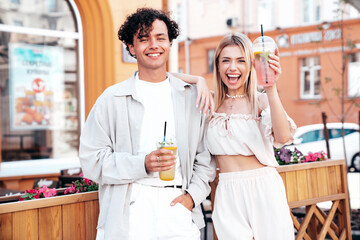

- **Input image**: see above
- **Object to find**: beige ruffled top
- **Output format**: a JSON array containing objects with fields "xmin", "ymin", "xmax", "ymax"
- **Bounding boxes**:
[{"xmin": 206, "ymin": 106, "xmax": 297, "ymax": 167}]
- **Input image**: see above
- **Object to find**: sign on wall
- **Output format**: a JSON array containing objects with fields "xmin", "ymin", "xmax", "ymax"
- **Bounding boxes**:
[{"xmin": 9, "ymin": 43, "xmax": 64, "ymax": 130}]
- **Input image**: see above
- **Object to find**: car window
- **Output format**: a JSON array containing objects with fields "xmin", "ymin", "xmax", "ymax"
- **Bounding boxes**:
[
  {"xmin": 344, "ymin": 128, "xmax": 357, "ymax": 135},
  {"xmin": 300, "ymin": 129, "xmax": 325, "ymax": 143},
  {"xmin": 329, "ymin": 128, "xmax": 357, "ymax": 139},
  {"xmin": 329, "ymin": 129, "xmax": 342, "ymax": 139}
]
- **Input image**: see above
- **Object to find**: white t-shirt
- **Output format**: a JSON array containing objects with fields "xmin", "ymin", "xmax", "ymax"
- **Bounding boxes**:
[{"xmin": 134, "ymin": 74, "xmax": 182, "ymax": 186}]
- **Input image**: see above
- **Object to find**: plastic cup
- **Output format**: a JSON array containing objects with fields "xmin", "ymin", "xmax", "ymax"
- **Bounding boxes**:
[
  {"xmin": 252, "ymin": 36, "xmax": 277, "ymax": 87},
  {"xmin": 156, "ymin": 138, "xmax": 177, "ymax": 181}
]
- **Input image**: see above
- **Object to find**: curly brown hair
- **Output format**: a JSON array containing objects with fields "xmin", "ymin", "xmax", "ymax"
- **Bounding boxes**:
[{"xmin": 118, "ymin": 8, "xmax": 179, "ymax": 57}]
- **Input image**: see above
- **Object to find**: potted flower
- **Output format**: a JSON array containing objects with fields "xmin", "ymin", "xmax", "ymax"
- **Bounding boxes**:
[
  {"xmin": 19, "ymin": 185, "xmax": 57, "ymax": 201},
  {"xmin": 274, "ymin": 147, "xmax": 328, "ymax": 165}
]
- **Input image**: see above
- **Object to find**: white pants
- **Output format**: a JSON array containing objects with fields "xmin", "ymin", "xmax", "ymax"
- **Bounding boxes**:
[
  {"xmin": 212, "ymin": 167, "xmax": 295, "ymax": 240},
  {"xmin": 128, "ymin": 183, "xmax": 200, "ymax": 240}
]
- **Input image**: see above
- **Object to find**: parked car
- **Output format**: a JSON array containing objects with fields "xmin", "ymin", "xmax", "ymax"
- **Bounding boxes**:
[{"xmin": 285, "ymin": 123, "xmax": 360, "ymax": 171}]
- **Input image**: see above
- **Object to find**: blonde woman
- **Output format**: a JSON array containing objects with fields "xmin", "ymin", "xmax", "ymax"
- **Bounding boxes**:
[{"xmin": 174, "ymin": 32, "xmax": 296, "ymax": 239}]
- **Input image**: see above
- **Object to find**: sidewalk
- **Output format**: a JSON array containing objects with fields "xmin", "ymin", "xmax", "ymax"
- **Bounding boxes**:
[{"xmin": 349, "ymin": 172, "xmax": 360, "ymax": 238}]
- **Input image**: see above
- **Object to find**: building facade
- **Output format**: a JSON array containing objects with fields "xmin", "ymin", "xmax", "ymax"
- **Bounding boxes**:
[
  {"xmin": 176, "ymin": 0, "xmax": 360, "ymax": 40},
  {"xmin": 178, "ymin": 18, "xmax": 360, "ymax": 127},
  {"xmin": 176, "ymin": 0, "xmax": 360, "ymax": 127}
]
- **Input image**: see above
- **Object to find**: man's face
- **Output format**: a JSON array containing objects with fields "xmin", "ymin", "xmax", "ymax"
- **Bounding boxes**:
[{"xmin": 128, "ymin": 19, "xmax": 171, "ymax": 72}]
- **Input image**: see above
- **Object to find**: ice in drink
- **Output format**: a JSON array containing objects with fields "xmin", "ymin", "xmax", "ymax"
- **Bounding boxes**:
[{"xmin": 252, "ymin": 36, "xmax": 277, "ymax": 87}]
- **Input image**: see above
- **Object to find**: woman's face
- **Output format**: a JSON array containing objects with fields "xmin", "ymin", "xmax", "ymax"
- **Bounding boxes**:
[{"xmin": 218, "ymin": 45, "xmax": 248, "ymax": 94}]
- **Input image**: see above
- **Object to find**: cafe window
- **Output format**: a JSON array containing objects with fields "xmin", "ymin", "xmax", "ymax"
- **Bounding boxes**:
[
  {"xmin": 0, "ymin": 0, "xmax": 83, "ymax": 162},
  {"xmin": 300, "ymin": 57, "xmax": 321, "ymax": 99},
  {"xmin": 207, "ymin": 49, "xmax": 215, "ymax": 73},
  {"xmin": 348, "ymin": 52, "xmax": 360, "ymax": 97}
]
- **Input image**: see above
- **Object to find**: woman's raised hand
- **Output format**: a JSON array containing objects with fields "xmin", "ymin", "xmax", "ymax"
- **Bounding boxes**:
[
  {"xmin": 268, "ymin": 48, "xmax": 282, "ymax": 83},
  {"xmin": 196, "ymin": 77, "xmax": 215, "ymax": 115}
]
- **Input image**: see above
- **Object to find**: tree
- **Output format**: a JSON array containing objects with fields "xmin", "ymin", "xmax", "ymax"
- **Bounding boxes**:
[{"xmin": 316, "ymin": 0, "xmax": 360, "ymax": 168}]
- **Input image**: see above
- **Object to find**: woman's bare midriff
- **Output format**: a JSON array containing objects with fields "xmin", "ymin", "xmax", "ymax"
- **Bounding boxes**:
[{"xmin": 216, "ymin": 155, "xmax": 265, "ymax": 173}]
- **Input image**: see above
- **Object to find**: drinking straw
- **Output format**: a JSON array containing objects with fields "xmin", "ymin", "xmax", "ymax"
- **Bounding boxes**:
[
  {"xmin": 163, "ymin": 121, "xmax": 167, "ymax": 142},
  {"xmin": 261, "ymin": 24, "xmax": 268, "ymax": 84}
]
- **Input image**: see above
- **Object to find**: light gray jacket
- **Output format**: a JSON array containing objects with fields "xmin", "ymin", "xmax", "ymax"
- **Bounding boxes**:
[{"xmin": 79, "ymin": 72, "xmax": 216, "ymax": 240}]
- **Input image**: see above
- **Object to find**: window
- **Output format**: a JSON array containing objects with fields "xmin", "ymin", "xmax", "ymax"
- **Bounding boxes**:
[
  {"xmin": 257, "ymin": 0, "xmax": 274, "ymax": 30},
  {"xmin": 300, "ymin": 57, "xmax": 321, "ymax": 99},
  {"xmin": 207, "ymin": 49, "xmax": 215, "ymax": 73},
  {"xmin": 330, "ymin": 128, "xmax": 357, "ymax": 139},
  {"xmin": 12, "ymin": 20, "xmax": 22, "ymax": 26},
  {"xmin": 49, "ymin": 0, "xmax": 56, "ymax": 12},
  {"xmin": 300, "ymin": 129, "xmax": 324, "ymax": 143},
  {"xmin": 302, "ymin": 0, "xmax": 321, "ymax": 24},
  {"xmin": 176, "ymin": 3, "xmax": 184, "ymax": 41},
  {"xmin": 0, "ymin": 0, "xmax": 82, "ymax": 163},
  {"xmin": 329, "ymin": 128, "xmax": 342, "ymax": 139},
  {"xmin": 348, "ymin": 52, "xmax": 360, "ymax": 97}
]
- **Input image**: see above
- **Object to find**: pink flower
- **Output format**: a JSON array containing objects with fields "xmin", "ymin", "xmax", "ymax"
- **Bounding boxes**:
[
  {"xmin": 64, "ymin": 185, "xmax": 76, "ymax": 195},
  {"xmin": 25, "ymin": 189, "xmax": 40, "ymax": 199},
  {"xmin": 38, "ymin": 185, "xmax": 57, "ymax": 198},
  {"xmin": 84, "ymin": 178, "xmax": 92, "ymax": 185},
  {"xmin": 302, "ymin": 151, "xmax": 328, "ymax": 163}
]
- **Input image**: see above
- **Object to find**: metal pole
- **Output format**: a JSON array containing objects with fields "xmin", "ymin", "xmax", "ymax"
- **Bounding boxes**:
[
  {"xmin": 340, "ymin": 5, "xmax": 348, "ymax": 166},
  {"xmin": 322, "ymin": 112, "xmax": 331, "ymax": 159}
]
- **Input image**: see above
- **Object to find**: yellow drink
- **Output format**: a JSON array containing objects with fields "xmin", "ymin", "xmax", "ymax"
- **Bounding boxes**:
[{"xmin": 159, "ymin": 146, "xmax": 177, "ymax": 181}]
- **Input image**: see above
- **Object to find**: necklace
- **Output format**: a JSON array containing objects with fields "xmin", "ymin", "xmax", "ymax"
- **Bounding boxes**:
[
  {"xmin": 226, "ymin": 93, "xmax": 246, "ymax": 110},
  {"xmin": 226, "ymin": 93, "xmax": 246, "ymax": 99}
]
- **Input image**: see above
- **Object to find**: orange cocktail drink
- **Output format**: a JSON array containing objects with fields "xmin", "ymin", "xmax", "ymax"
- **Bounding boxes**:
[
  {"xmin": 158, "ymin": 146, "xmax": 177, "ymax": 181},
  {"xmin": 157, "ymin": 138, "xmax": 177, "ymax": 181}
]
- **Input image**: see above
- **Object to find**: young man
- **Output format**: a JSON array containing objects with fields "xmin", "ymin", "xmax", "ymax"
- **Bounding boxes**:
[{"xmin": 79, "ymin": 8, "xmax": 216, "ymax": 240}]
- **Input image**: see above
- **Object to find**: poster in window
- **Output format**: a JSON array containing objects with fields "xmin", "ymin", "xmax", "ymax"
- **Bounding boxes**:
[{"xmin": 9, "ymin": 43, "xmax": 64, "ymax": 130}]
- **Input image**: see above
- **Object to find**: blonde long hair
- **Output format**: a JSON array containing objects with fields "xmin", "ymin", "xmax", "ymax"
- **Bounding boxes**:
[{"xmin": 213, "ymin": 32, "xmax": 258, "ymax": 117}]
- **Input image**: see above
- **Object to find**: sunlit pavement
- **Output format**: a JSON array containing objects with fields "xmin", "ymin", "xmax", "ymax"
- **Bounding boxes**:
[
  {"xmin": 348, "ymin": 172, "xmax": 360, "ymax": 238},
  {"xmin": 348, "ymin": 172, "xmax": 360, "ymax": 210}
]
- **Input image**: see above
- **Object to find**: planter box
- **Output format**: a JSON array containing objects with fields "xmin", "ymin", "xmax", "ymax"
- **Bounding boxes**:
[
  {"xmin": 277, "ymin": 159, "xmax": 352, "ymax": 240},
  {"xmin": 0, "ymin": 191, "xmax": 99, "ymax": 240}
]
